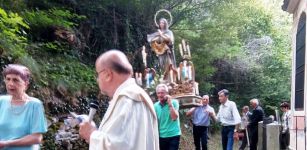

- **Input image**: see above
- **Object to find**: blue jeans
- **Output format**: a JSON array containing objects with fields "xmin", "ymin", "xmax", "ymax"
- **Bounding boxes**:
[
  {"xmin": 193, "ymin": 125, "xmax": 208, "ymax": 150},
  {"xmin": 159, "ymin": 135, "xmax": 180, "ymax": 150},
  {"xmin": 221, "ymin": 125, "xmax": 235, "ymax": 150}
]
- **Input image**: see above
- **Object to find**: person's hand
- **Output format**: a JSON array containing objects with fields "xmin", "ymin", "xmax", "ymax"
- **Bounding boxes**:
[
  {"xmin": 233, "ymin": 132, "xmax": 239, "ymax": 141},
  {"xmin": 204, "ymin": 109, "xmax": 211, "ymax": 114},
  {"xmin": 79, "ymin": 121, "xmax": 97, "ymax": 143},
  {"xmin": 158, "ymin": 29, "xmax": 163, "ymax": 35},
  {"xmin": 167, "ymin": 49, "xmax": 171, "ymax": 54},
  {"xmin": 281, "ymin": 130, "xmax": 286, "ymax": 134},
  {"xmin": 165, "ymin": 95, "xmax": 172, "ymax": 106},
  {"xmin": 0, "ymin": 141, "xmax": 8, "ymax": 148}
]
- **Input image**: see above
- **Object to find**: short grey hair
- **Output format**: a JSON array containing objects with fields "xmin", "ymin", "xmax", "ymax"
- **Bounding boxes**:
[
  {"xmin": 218, "ymin": 89, "xmax": 229, "ymax": 96},
  {"xmin": 202, "ymin": 95, "xmax": 209, "ymax": 99},
  {"xmin": 3, "ymin": 64, "xmax": 31, "ymax": 82},
  {"xmin": 250, "ymin": 98, "xmax": 259, "ymax": 105},
  {"xmin": 156, "ymin": 83, "xmax": 169, "ymax": 93}
]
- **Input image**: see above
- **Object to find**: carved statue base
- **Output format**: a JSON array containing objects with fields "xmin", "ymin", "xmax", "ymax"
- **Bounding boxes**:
[{"xmin": 168, "ymin": 80, "xmax": 201, "ymax": 109}]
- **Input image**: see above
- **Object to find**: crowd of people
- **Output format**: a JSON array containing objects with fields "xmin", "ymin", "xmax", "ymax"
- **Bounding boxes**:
[{"xmin": 0, "ymin": 50, "xmax": 291, "ymax": 150}]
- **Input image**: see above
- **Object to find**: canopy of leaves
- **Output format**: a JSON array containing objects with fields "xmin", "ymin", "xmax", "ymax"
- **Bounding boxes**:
[
  {"xmin": 0, "ymin": 8, "xmax": 28, "ymax": 59},
  {"xmin": 173, "ymin": 0, "xmax": 292, "ymax": 113}
]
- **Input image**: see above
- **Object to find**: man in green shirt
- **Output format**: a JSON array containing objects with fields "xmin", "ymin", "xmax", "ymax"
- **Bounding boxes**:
[{"xmin": 154, "ymin": 84, "xmax": 181, "ymax": 150}]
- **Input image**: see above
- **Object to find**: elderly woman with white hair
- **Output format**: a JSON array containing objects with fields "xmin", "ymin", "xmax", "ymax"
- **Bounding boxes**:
[
  {"xmin": 248, "ymin": 98, "xmax": 264, "ymax": 150},
  {"xmin": 0, "ymin": 64, "xmax": 47, "ymax": 150}
]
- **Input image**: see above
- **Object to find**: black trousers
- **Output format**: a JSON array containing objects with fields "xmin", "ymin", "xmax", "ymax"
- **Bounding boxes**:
[
  {"xmin": 280, "ymin": 129, "xmax": 290, "ymax": 150},
  {"xmin": 159, "ymin": 135, "xmax": 180, "ymax": 150},
  {"xmin": 249, "ymin": 127, "xmax": 258, "ymax": 150},
  {"xmin": 193, "ymin": 125, "xmax": 208, "ymax": 150}
]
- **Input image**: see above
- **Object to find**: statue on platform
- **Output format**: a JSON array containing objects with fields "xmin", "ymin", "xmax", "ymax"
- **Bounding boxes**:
[
  {"xmin": 178, "ymin": 39, "xmax": 194, "ymax": 82},
  {"xmin": 163, "ymin": 64, "xmax": 178, "ymax": 83},
  {"xmin": 179, "ymin": 60, "xmax": 195, "ymax": 82},
  {"xmin": 169, "ymin": 39, "xmax": 198, "ymax": 96},
  {"xmin": 147, "ymin": 9, "xmax": 176, "ymax": 74},
  {"xmin": 144, "ymin": 68, "xmax": 156, "ymax": 88},
  {"xmin": 135, "ymin": 72, "xmax": 143, "ymax": 86}
]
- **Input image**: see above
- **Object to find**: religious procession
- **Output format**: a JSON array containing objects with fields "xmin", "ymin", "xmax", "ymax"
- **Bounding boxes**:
[{"xmin": 0, "ymin": 0, "xmax": 301, "ymax": 150}]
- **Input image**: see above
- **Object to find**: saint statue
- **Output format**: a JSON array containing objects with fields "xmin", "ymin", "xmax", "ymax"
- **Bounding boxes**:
[{"xmin": 147, "ymin": 18, "xmax": 176, "ymax": 74}]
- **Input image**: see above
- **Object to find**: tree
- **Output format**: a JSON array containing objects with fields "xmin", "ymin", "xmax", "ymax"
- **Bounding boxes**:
[{"xmin": 174, "ymin": 0, "xmax": 292, "ymax": 112}]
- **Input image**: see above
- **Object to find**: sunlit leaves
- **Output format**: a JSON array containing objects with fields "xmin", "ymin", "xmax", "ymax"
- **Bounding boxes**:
[{"xmin": 0, "ymin": 8, "xmax": 28, "ymax": 59}]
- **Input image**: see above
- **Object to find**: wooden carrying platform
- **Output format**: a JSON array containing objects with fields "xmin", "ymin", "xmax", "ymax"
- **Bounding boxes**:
[{"xmin": 171, "ymin": 94, "xmax": 202, "ymax": 109}]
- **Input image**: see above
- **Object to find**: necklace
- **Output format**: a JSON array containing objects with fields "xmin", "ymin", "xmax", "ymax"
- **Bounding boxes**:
[
  {"xmin": 10, "ymin": 97, "xmax": 28, "ymax": 115},
  {"xmin": 10, "ymin": 104, "xmax": 27, "ymax": 115}
]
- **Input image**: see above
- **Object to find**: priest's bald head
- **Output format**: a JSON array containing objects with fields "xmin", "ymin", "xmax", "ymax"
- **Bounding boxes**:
[{"xmin": 95, "ymin": 50, "xmax": 133, "ymax": 97}]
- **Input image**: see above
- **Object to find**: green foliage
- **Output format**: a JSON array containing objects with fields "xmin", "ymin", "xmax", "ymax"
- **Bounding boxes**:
[
  {"xmin": 38, "ymin": 56, "xmax": 97, "ymax": 94},
  {"xmin": 39, "ymin": 41, "xmax": 72, "ymax": 54},
  {"xmin": 0, "ymin": 0, "xmax": 27, "ymax": 12},
  {"xmin": 22, "ymin": 8, "xmax": 85, "ymax": 43},
  {"xmin": 24, "ymin": 9, "xmax": 84, "ymax": 29},
  {"xmin": 174, "ymin": 0, "xmax": 291, "ymax": 114},
  {"xmin": 0, "ymin": 7, "xmax": 28, "ymax": 59}
]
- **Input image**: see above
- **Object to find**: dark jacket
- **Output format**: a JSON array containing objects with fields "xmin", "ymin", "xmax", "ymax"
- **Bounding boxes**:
[{"xmin": 249, "ymin": 106, "xmax": 264, "ymax": 127}]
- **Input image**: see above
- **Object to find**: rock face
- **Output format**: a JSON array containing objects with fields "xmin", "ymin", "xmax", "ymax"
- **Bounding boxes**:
[
  {"xmin": 41, "ymin": 93, "xmax": 109, "ymax": 150},
  {"xmin": 55, "ymin": 128, "xmax": 81, "ymax": 150}
]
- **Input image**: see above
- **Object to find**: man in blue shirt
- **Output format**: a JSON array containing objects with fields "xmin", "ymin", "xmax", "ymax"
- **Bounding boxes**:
[{"xmin": 186, "ymin": 95, "xmax": 216, "ymax": 150}]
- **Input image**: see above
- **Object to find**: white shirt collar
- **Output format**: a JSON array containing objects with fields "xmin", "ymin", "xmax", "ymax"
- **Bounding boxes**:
[{"xmin": 223, "ymin": 99, "xmax": 230, "ymax": 106}]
